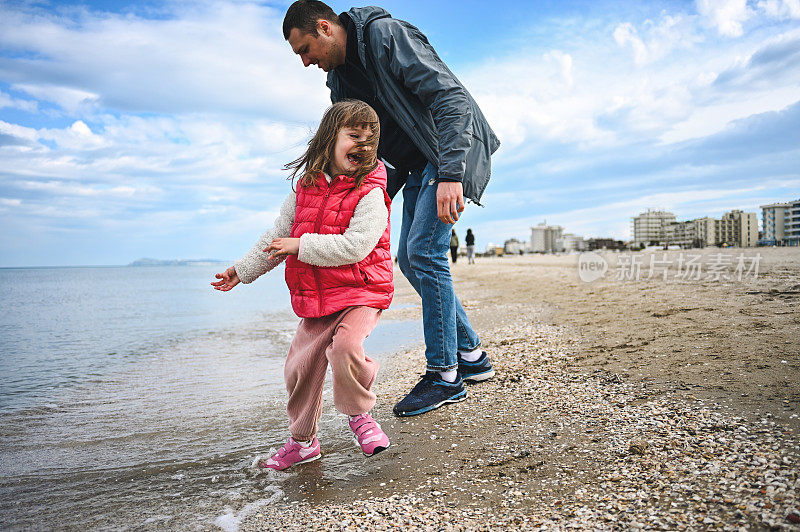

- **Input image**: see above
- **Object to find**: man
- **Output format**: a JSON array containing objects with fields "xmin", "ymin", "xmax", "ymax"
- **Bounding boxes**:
[{"xmin": 283, "ymin": 0, "xmax": 500, "ymax": 416}]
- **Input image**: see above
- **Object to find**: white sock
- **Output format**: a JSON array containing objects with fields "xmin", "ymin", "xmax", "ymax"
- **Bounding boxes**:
[
  {"xmin": 439, "ymin": 369, "xmax": 458, "ymax": 382},
  {"xmin": 295, "ymin": 438, "xmax": 313, "ymax": 447},
  {"xmin": 459, "ymin": 347, "xmax": 483, "ymax": 362}
]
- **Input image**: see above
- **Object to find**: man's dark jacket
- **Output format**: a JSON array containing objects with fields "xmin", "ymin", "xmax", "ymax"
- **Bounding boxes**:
[{"xmin": 327, "ymin": 6, "xmax": 500, "ymax": 204}]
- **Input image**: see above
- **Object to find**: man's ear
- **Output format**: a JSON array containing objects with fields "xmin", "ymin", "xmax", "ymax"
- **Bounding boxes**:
[{"xmin": 317, "ymin": 19, "xmax": 332, "ymax": 37}]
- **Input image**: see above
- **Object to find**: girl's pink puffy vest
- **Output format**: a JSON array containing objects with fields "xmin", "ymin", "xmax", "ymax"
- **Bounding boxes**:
[{"xmin": 285, "ymin": 161, "xmax": 394, "ymax": 318}]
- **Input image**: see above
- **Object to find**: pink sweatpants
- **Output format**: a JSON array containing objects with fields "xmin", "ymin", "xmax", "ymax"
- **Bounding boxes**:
[{"xmin": 284, "ymin": 306, "xmax": 382, "ymax": 441}]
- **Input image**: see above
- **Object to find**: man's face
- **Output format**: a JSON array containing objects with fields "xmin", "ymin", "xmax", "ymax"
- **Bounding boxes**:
[{"xmin": 287, "ymin": 21, "xmax": 344, "ymax": 72}]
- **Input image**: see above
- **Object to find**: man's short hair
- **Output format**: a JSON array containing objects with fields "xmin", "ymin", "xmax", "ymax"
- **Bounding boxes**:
[{"xmin": 283, "ymin": 0, "xmax": 340, "ymax": 40}]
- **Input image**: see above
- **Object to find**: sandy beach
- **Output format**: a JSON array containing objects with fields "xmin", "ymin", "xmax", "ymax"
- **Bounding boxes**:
[{"xmin": 238, "ymin": 248, "xmax": 799, "ymax": 531}]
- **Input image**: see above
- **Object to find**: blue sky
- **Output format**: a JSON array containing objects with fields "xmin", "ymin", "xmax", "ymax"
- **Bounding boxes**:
[{"xmin": 0, "ymin": 0, "xmax": 798, "ymax": 266}]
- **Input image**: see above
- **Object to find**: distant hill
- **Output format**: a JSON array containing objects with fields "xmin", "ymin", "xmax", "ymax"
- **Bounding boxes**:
[{"xmin": 128, "ymin": 258, "xmax": 226, "ymax": 267}]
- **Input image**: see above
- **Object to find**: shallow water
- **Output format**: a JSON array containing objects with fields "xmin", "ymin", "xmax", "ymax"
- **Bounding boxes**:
[{"xmin": 0, "ymin": 264, "xmax": 421, "ymax": 530}]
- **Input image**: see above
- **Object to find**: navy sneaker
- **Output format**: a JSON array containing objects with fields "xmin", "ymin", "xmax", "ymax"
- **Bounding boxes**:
[
  {"xmin": 458, "ymin": 351, "xmax": 495, "ymax": 383},
  {"xmin": 393, "ymin": 372, "xmax": 467, "ymax": 417}
]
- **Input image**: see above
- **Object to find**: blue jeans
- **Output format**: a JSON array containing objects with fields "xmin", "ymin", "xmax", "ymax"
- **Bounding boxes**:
[{"xmin": 397, "ymin": 163, "xmax": 481, "ymax": 372}]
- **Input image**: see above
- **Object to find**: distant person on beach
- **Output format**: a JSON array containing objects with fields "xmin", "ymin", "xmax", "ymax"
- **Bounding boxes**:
[
  {"xmin": 450, "ymin": 229, "xmax": 459, "ymax": 263},
  {"xmin": 211, "ymin": 101, "xmax": 392, "ymax": 470},
  {"xmin": 466, "ymin": 228, "xmax": 475, "ymax": 264},
  {"xmin": 283, "ymin": 0, "xmax": 499, "ymax": 417}
]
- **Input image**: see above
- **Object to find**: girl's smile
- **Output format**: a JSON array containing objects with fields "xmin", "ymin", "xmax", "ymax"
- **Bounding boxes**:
[{"xmin": 329, "ymin": 126, "xmax": 373, "ymax": 177}]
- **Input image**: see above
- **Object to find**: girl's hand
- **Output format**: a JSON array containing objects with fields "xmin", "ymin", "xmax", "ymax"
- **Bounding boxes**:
[
  {"xmin": 264, "ymin": 238, "xmax": 300, "ymax": 257},
  {"xmin": 211, "ymin": 266, "xmax": 240, "ymax": 291}
]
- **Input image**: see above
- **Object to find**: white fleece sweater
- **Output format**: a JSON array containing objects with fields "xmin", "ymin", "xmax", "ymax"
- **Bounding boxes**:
[{"xmin": 233, "ymin": 183, "xmax": 388, "ymax": 284}]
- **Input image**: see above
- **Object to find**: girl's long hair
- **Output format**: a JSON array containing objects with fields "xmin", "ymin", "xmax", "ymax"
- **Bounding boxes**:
[{"xmin": 285, "ymin": 100, "xmax": 380, "ymax": 189}]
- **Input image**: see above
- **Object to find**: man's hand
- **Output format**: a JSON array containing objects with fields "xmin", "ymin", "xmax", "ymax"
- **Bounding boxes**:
[
  {"xmin": 264, "ymin": 237, "xmax": 300, "ymax": 257},
  {"xmin": 436, "ymin": 181, "xmax": 465, "ymax": 224},
  {"xmin": 211, "ymin": 266, "xmax": 240, "ymax": 291}
]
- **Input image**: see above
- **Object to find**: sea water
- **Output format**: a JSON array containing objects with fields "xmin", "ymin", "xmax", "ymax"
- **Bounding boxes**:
[{"xmin": 0, "ymin": 264, "xmax": 421, "ymax": 529}]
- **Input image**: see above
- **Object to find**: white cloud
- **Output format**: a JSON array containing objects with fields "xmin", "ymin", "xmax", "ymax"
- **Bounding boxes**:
[
  {"xmin": 696, "ymin": 0, "xmax": 751, "ymax": 37},
  {"xmin": 1, "ymin": 113, "xmax": 310, "ymax": 187},
  {"xmin": 465, "ymin": 8, "xmax": 800, "ymax": 165},
  {"xmin": 0, "ymin": 2, "xmax": 329, "ymax": 120},
  {"xmin": 614, "ymin": 14, "xmax": 699, "ymax": 65},
  {"xmin": 661, "ymin": 85, "xmax": 800, "ymax": 143},
  {"xmin": 0, "ymin": 90, "xmax": 38, "ymax": 112},
  {"xmin": 13, "ymin": 84, "xmax": 99, "ymax": 114},
  {"xmin": 543, "ymin": 50, "xmax": 574, "ymax": 88},
  {"xmin": 36, "ymin": 120, "xmax": 109, "ymax": 150},
  {"xmin": 467, "ymin": 10, "xmax": 754, "ymax": 160},
  {"xmin": 758, "ymin": 0, "xmax": 800, "ymax": 19},
  {"xmin": 13, "ymin": 179, "xmax": 158, "ymax": 198},
  {"xmin": 3, "ymin": 201, "xmax": 105, "ymax": 220},
  {"xmin": 465, "ymin": 49, "xmax": 614, "ymax": 153},
  {"xmin": 613, "ymin": 22, "xmax": 649, "ymax": 64}
]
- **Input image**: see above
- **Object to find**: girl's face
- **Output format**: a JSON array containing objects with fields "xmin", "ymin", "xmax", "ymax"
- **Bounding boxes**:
[{"xmin": 329, "ymin": 126, "xmax": 373, "ymax": 177}]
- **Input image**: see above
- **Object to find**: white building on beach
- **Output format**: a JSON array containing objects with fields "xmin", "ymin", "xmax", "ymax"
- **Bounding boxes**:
[
  {"xmin": 788, "ymin": 199, "xmax": 800, "ymax": 246},
  {"xmin": 760, "ymin": 200, "xmax": 800, "ymax": 246},
  {"xmin": 716, "ymin": 210, "xmax": 758, "ymax": 248},
  {"xmin": 556, "ymin": 233, "xmax": 588, "ymax": 252},
  {"xmin": 529, "ymin": 222, "xmax": 563, "ymax": 252},
  {"xmin": 632, "ymin": 209, "xmax": 676, "ymax": 246}
]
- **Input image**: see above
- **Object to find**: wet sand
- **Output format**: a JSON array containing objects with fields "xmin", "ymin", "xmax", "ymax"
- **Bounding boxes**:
[{"xmin": 240, "ymin": 248, "xmax": 799, "ymax": 531}]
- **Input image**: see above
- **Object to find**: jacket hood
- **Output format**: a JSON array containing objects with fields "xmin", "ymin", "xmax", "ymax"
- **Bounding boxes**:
[
  {"xmin": 344, "ymin": 6, "xmax": 391, "ymax": 67},
  {"xmin": 345, "ymin": 6, "xmax": 391, "ymax": 28}
]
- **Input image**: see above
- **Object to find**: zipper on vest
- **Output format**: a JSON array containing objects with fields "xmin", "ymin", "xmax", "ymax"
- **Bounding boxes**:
[{"xmin": 314, "ymin": 180, "xmax": 333, "ymax": 316}]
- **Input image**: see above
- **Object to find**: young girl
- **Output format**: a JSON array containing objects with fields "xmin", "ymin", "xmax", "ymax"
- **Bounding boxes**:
[{"xmin": 211, "ymin": 100, "xmax": 392, "ymax": 470}]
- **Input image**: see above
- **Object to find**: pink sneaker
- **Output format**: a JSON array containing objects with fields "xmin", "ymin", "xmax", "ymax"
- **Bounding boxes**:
[
  {"xmin": 259, "ymin": 437, "xmax": 321, "ymax": 471},
  {"xmin": 349, "ymin": 413, "xmax": 390, "ymax": 456}
]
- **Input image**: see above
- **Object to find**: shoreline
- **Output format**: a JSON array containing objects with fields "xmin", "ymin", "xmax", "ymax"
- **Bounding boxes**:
[{"xmin": 239, "ymin": 250, "xmax": 799, "ymax": 531}]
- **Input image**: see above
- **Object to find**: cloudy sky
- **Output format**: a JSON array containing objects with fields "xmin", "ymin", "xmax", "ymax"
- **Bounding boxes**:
[{"xmin": 0, "ymin": 0, "xmax": 798, "ymax": 266}]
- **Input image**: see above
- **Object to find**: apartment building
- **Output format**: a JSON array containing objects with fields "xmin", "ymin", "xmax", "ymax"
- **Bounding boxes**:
[
  {"xmin": 530, "ymin": 223, "xmax": 563, "ymax": 252},
  {"xmin": 760, "ymin": 202, "xmax": 790, "ymax": 245},
  {"xmin": 662, "ymin": 216, "xmax": 719, "ymax": 248},
  {"xmin": 640, "ymin": 209, "xmax": 757, "ymax": 248},
  {"xmin": 557, "ymin": 233, "xmax": 588, "ymax": 252},
  {"xmin": 632, "ymin": 210, "xmax": 676, "ymax": 246},
  {"xmin": 662, "ymin": 220, "xmax": 696, "ymax": 248},
  {"xmin": 759, "ymin": 199, "xmax": 800, "ymax": 246},
  {"xmin": 716, "ymin": 210, "xmax": 758, "ymax": 247},
  {"xmin": 694, "ymin": 217, "xmax": 716, "ymax": 248},
  {"xmin": 786, "ymin": 199, "xmax": 800, "ymax": 246}
]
